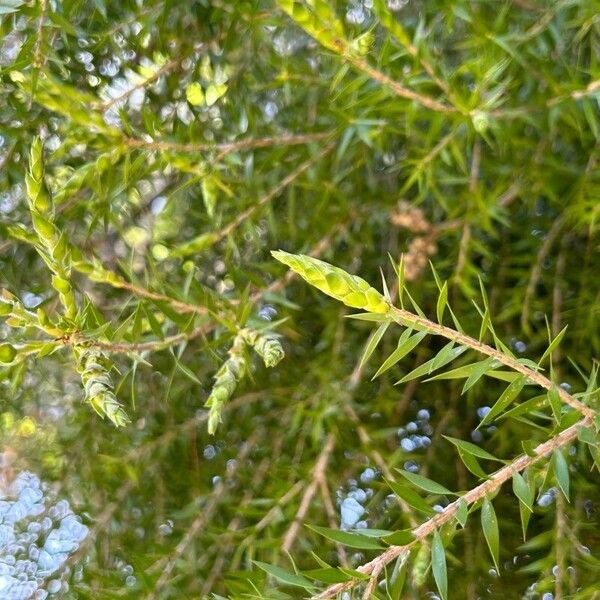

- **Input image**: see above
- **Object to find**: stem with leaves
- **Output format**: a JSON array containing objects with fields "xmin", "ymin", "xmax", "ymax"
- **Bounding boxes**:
[{"xmin": 271, "ymin": 250, "xmax": 598, "ymax": 598}]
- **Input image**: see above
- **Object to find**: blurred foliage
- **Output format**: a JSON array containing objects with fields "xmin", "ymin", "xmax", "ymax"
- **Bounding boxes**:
[{"xmin": 0, "ymin": 0, "xmax": 599, "ymax": 598}]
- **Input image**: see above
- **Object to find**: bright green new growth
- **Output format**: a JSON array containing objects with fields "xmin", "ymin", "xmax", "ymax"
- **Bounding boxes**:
[
  {"xmin": 23, "ymin": 139, "xmax": 129, "ymax": 426},
  {"xmin": 243, "ymin": 329, "xmax": 285, "ymax": 368},
  {"xmin": 76, "ymin": 348, "xmax": 130, "ymax": 427},
  {"xmin": 271, "ymin": 250, "xmax": 389, "ymax": 313},
  {"xmin": 205, "ymin": 334, "xmax": 247, "ymax": 435},
  {"xmin": 205, "ymin": 329, "xmax": 285, "ymax": 434},
  {"xmin": 26, "ymin": 138, "xmax": 77, "ymax": 320}
]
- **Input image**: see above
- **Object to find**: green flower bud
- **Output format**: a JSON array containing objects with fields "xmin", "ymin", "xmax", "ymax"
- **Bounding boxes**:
[
  {"xmin": 253, "ymin": 335, "xmax": 284, "ymax": 368},
  {"xmin": 26, "ymin": 138, "xmax": 52, "ymax": 213},
  {"xmin": 31, "ymin": 211, "xmax": 57, "ymax": 243},
  {"xmin": 271, "ymin": 250, "xmax": 389, "ymax": 313},
  {"xmin": 51, "ymin": 275, "xmax": 72, "ymax": 294},
  {"xmin": 0, "ymin": 343, "xmax": 17, "ymax": 364},
  {"xmin": 205, "ymin": 346, "xmax": 246, "ymax": 435},
  {"xmin": 76, "ymin": 348, "xmax": 130, "ymax": 427}
]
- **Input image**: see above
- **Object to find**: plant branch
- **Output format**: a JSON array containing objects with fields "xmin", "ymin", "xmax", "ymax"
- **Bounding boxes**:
[
  {"xmin": 312, "ymin": 415, "xmax": 592, "ymax": 599},
  {"xmin": 388, "ymin": 305, "xmax": 594, "ymax": 418},
  {"xmin": 125, "ymin": 131, "xmax": 331, "ymax": 157}
]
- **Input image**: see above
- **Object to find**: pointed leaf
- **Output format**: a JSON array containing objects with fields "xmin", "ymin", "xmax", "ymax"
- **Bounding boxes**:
[
  {"xmin": 457, "ymin": 448, "xmax": 489, "ymax": 479},
  {"xmin": 398, "ymin": 344, "xmax": 468, "ymax": 383},
  {"xmin": 479, "ymin": 375, "xmax": 527, "ymax": 426},
  {"xmin": 302, "ymin": 568, "xmax": 354, "ymax": 584},
  {"xmin": 436, "ymin": 281, "xmax": 448, "ymax": 324},
  {"xmin": 373, "ymin": 330, "xmax": 427, "ymax": 379},
  {"xmin": 547, "ymin": 386, "xmax": 562, "ymax": 423},
  {"xmin": 431, "ymin": 530, "xmax": 448, "ymax": 600},
  {"xmin": 382, "ymin": 529, "xmax": 415, "ymax": 546},
  {"xmin": 462, "ymin": 357, "xmax": 495, "ymax": 393},
  {"xmin": 512, "ymin": 472, "xmax": 533, "ymax": 512},
  {"xmin": 481, "ymin": 498, "xmax": 500, "ymax": 572},
  {"xmin": 396, "ymin": 470, "xmax": 454, "ymax": 496},
  {"xmin": 254, "ymin": 561, "xmax": 316, "ymax": 590},
  {"xmin": 538, "ymin": 326, "xmax": 567, "ymax": 365},
  {"xmin": 306, "ymin": 525, "xmax": 383, "ymax": 549},
  {"xmin": 518, "ymin": 496, "xmax": 532, "ymax": 541},
  {"xmin": 386, "ymin": 479, "xmax": 435, "ymax": 515},
  {"xmin": 553, "ymin": 449, "xmax": 570, "ymax": 501},
  {"xmin": 456, "ymin": 498, "xmax": 468, "ymax": 527},
  {"xmin": 443, "ymin": 436, "xmax": 504, "ymax": 462},
  {"xmin": 359, "ymin": 321, "xmax": 391, "ymax": 370}
]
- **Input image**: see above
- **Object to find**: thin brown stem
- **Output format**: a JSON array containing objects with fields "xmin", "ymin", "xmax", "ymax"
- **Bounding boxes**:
[
  {"xmin": 345, "ymin": 53, "xmax": 457, "ymax": 114},
  {"xmin": 212, "ymin": 143, "xmax": 335, "ymax": 245},
  {"xmin": 282, "ymin": 434, "xmax": 335, "ymax": 553},
  {"xmin": 146, "ymin": 432, "xmax": 258, "ymax": 599},
  {"xmin": 388, "ymin": 305, "xmax": 594, "ymax": 418},
  {"xmin": 127, "ymin": 131, "xmax": 331, "ymax": 157},
  {"xmin": 312, "ymin": 415, "xmax": 591, "ymax": 599}
]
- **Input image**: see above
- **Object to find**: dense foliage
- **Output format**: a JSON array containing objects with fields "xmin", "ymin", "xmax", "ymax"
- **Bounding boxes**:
[{"xmin": 0, "ymin": 0, "xmax": 599, "ymax": 598}]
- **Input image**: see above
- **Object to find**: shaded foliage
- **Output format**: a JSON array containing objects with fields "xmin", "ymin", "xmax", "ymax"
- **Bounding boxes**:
[{"xmin": 0, "ymin": 0, "xmax": 599, "ymax": 599}]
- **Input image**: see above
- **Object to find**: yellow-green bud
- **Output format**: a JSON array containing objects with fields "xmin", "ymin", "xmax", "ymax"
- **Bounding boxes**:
[
  {"xmin": 0, "ymin": 343, "xmax": 17, "ymax": 364},
  {"xmin": 76, "ymin": 348, "xmax": 130, "ymax": 427},
  {"xmin": 271, "ymin": 250, "xmax": 389, "ymax": 313},
  {"xmin": 252, "ymin": 335, "xmax": 284, "ymax": 368},
  {"xmin": 31, "ymin": 211, "xmax": 57, "ymax": 243}
]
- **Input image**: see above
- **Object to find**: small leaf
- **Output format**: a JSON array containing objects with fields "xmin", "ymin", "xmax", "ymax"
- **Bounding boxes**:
[
  {"xmin": 479, "ymin": 375, "xmax": 527, "ymax": 426},
  {"xmin": 431, "ymin": 530, "xmax": 448, "ymax": 600},
  {"xmin": 522, "ymin": 440, "xmax": 537, "ymax": 457},
  {"xmin": 0, "ymin": 343, "xmax": 17, "ymax": 364},
  {"xmin": 201, "ymin": 175, "xmax": 219, "ymax": 219},
  {"xmin": 518, "ymin": 497, "xmax": 532, "ymax": 541},
  {"xmin": 398, "ymin": 344, "xmax": 468, "ymax": 383},
  {"xmin": 458, "ymin": 448, "xmax": 489, "ymax": 479},
  {"xmin": 553, "ymin": 449, "xmax": 570, "ymax": 501},
  {"xmin": 382, "ymin": 529, "xmax": 415, "ymax": 546},
  {"xmin": 427, "ymin": 363, "xmax": 517, "ymax": 384},
  {"xmin": 443, "ymin": 436, "xmax": 504, "ymax": 462},
  {"xmin": 512, "ymin": 472, "xmax": 533, "ymax": 512},
  {"xmin": 359, "ymin": 321, "xmax": 391, "ymax": 370},
  {"xmin": 547, "ymin": 386, "xmax": 562, "ymax": 423},
  {"xmin": 345, "ymin": 312, "xmax": 391, "ymax": 322},
  {"xmin": 577, "ymin": 426, "xmax": 598, "ymax": 446},
  {"xmin": 254, "ymin": 561, "xmax": 315, "ymax": 590},
  {"xmin": 396, "ymin": 470, "xmax": 454, "ymax": 496},
  {"xmin": 372, "ymin": 330, "xmax": 426, "ymax": 379},
  {"xmin": 302, "ymin": 568, "xmax": 354, "ymax": 584},
  {"xmin": 306, "ymin": 525, "xmax": 383, "ymax": 549},
  {"xmin": 456, "ymin": 498, "xmax": 468, "ymax": 527},
  {"xmin": 386, "ymin": 479, "xmax": 435, "ymax": 515},
  {"xmin": 481, "ymin": 498, "xmax": 500, "ymax": 572},
  {"xmin": 538, "ymin": 325, "xmax": 567, "ymax": 365},
  {"xmin": 462, "ymin": 357, "xmax": 495, "ymax": 393},
  {"xmin": 205, "ymin": 83, "xmax": 228, "ymax": 106},
  {"xmin": 436, "ymin": 281, "xmax": 448, "ymax": 324}
]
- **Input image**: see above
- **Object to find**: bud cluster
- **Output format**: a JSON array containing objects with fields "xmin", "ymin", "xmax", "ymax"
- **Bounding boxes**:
[
  {"xmin": 242, "ymin": 330, "xmax": 285, "ymax": 368},
  {"xmin": 205, "ymin": 328, "xmax": 285, "ymax": 434},
  {"xmin": 271, "ymin": 251, "xmax": 389, "ymax": 313},
  {"xmin": 25, "ymin": 139, "xmax": 76, "ymax": 321},
  {"xmin": 75, "ymin": 349, "xmax": 130, "ymax": 428},
  {"xmin": 205, "ymin": 334, "xmax": 246, "ymax": 435}
]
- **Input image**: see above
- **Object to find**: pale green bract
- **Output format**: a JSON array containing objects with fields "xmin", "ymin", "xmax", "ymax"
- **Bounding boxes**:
[{"xmin": 271, "ymin": 250, "xmax": 390, "ymax": 314}]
